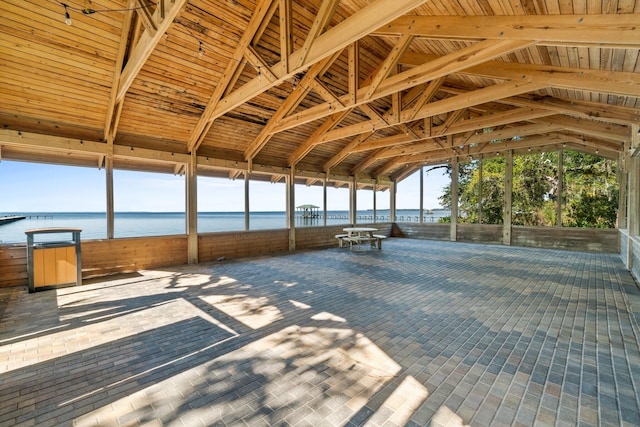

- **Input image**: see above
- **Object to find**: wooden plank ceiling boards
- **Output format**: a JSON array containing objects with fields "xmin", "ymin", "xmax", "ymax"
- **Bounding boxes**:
[{"xmin": 0, "ymin": 0, "xmax": 638, "ymax": 189}]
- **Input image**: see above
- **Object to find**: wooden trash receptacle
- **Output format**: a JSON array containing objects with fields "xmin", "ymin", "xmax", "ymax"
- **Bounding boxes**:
[{"xmin": 25, "ymin": 228, "xmax": 82, "ymax": 293}]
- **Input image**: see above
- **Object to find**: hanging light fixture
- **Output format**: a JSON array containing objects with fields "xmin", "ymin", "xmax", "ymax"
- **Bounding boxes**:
[{"xmin": 62, "ymin": 3, "xmax": 72, "ymax": 25}]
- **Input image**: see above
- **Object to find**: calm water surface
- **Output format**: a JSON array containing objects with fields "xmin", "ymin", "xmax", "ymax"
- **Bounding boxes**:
[{"xmin": 0, "ymin": 210, "xmax": 448, "ymax": 244}]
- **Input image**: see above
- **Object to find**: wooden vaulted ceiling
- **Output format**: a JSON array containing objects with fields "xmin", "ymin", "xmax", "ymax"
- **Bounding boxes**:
[{"xmin": 1, "ymin": 0, "xmax": 639, "ymax": 189}]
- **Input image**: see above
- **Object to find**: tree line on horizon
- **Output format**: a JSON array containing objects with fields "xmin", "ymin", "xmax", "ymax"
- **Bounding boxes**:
[{"xmin": 434, "ymin": 150, "xmax": 619, "ymax": 228}]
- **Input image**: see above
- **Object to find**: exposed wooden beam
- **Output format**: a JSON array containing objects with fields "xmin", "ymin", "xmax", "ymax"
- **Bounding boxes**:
[
  {"xmin": 279, "ymin": 0, "xmax": 292, "ymax": 73},
  {"xmin": 374, "ymin": 14, "xmax": 640, "ymax": 48},
  {"xmin": 134, "ymin": 0, "xmax": 157, "ymax": 34},
  {"xmin": 187, "ymin": 0, "xmax": 276, "ymax": 153},
  {"xmin": 318, "ymin": 79, "xmax": 546, "ymax": 144},
  {"xmin": 243, "ymin": 52, "xmax": 342, "ymax": 161},
  {"xmin": 364, "ymin": 34, "xmax": 415, "ymax": 100},
  {"xmin": 530, "ymin": 117, "xmax": 629, "ymax": 143},
  {"xmin": 244, "ymin": 46, "xmax": 278, "ymax": 83},
  {"xmin": 378, "ymin": 132, "xmax": 620, "ymax": 176},
  {"xmin": 253, "ymin": 0, "xmax": 279, "ymax": 47},
  {"xmin": 288, "ymin": 109, "xmax": 351, "ymax": 166},
  {"xmin": 296, "ymin": 0, "xmax": 341, "ymax": 68},
  {"xmin": 104, "ymin": 4, "xmax": 136, "ymax": 140},
  {"xmin": 273, "ymin": 39, "xmax": 534, "ymax": 133},
  {"xmin": 116, "ymin": 0, "xmax": 187, "ymax": 102},
  {"xmin": 348, "ymin": 41, "xmax": 359, "ymax": 105},
  {"xmin": 405, "ymin": 77, "xmax": 445, "ymax": 121},
  {"xmin": 494, "ymin": 96, "xmax": 640, "ymax": 127},
  {"xmin": 322, "ymin": 75, "xmax": 435, "ymax": 172},
  {"xmin": 204, "ymin": 0, "xmax": 430, "ymax": 123},
  {"xmin": 402, "ymin": 52, "xmax": 640, "ymax": 98},
  {"xmin": 0, "ymin": 130, "xmax": 190, "ymax": 164}
]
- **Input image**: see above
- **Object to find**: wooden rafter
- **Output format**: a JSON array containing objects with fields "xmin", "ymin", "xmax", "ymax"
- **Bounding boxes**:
[
  {"xmin": 243, "ymin": 52, "xmax": 342, "ymax": 161},
  {"xmin": 288, "ymin": 109, "xmax": 352, "ymax": 166},
  {"xmin": 187, "ymin": 0, "xmax": 276, "ymax": 153},
  {"xmin": 116, "ymin": 0, "xmax": 187, "ymax": 103},
  {"xmin": 279, "ymin": 0, "xmax": 292, "ymax": 73},
  {"xmin": 201, "ymin": 0, "xmax": 431, "ymax": 124},
  {"xmin": 364, "ymin": 34, "xmax": 415, "ymax": 100},
  {"xmin": 296, "ymin": 0, "xmax": 341, "ymax": 68},
  {"xmin": 323, "ymin": 79, "xmax": 443, "ymax": 171},
  {"xmin": 273, "ymin": 39, "xmax": 534, "ymax": 133},
  {"xmin": 402, "ymin": 53, "xmax": 640, "ymax": 98},
  {"xmin": 317, "ymin": 80, "xmax": 546, "ymax": 144},
  {"xmin": 374, "ymin": 14, "xmax": 640, "ymax": 48}
]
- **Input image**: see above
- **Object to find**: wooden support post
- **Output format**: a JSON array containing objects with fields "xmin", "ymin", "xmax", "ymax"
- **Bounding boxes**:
[
  {"xmin": 186, "ymin": 151, "xmax": 198, "ymax": 264},
  {"xmin": 323, "ymin": 175, "xmax": 328, "ymax": 227},
  {"xmin": 390, "ymin": 180, "xmax": 397, "ymax": 222},
  {"xmin": 450, "ymin": 157, "xmax": 458, "ymax": 241},
  {"xmin": 287, "ymin": 169, "xmax": 295, "ymax": 251},
  {"xmin": 244, "ymin": 171, "xmax": 250, "ymax": 231},
  {"xmin": 477, "ymin": 157, "xmax": 483, "ymax": 224},
  {"xmin": 373, "ymin": 185, "xmax": 377, "ymax": 223},
  {"xmin": 350, "ymin": 176, "xmax": 357, "ymax": 225},
  {"xmin": 629, "ymin": 155, "xmax": 640, "ymax": 237},
  {"xmin": 503, "ymin": 150, "xmax": 513, "ymax": 245},
  {"xmin": 618, "ymin": 151, "xmax": 628, "ymax": 230},
  {"xmin": 106, "ymin": 136, "xmax": 114, "ymax": 239},
  {"xmin": 419, "ymin": 167, "xmax": 424, "ymax": 223},
  {"xmin": 629, "ymin": 126, "xmax": 639, "ymax": 238},
  {"xmin": 557, "ymin": 149, "xmax": 564, "ymax": 227}
]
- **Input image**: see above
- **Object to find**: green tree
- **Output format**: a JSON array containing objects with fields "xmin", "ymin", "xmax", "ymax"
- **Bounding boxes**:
[
  {"xmin": 563, "ymin": 151, "xmax": 618, "ymax": 228},
  {"xmin": 436, "ymin": 149, "xmax": 618, "ymax": 228}
]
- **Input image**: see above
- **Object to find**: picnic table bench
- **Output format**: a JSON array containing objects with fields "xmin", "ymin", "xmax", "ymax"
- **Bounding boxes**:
[{"xmin": 337, "ymin": 228, "xmax": 386, "ymax": 250}]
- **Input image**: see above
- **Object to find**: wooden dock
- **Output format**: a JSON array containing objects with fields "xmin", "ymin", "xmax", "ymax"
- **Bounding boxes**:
[{"xmin": 0, "ymin": 216, "xmax": 26, "ymax": 225}]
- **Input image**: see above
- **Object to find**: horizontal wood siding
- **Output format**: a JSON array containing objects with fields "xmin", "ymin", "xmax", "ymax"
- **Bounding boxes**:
[
  {"xmin": 512, "ymin": 226, "xmax": 619, "ymax": 253},
  {"xmin": 296, "ymin": 226, "xmax": 346, "ymax": 250},
  {"xmin": 82, "ymin": 236, "xmax": 189, "ymax": 277},
  {"xmin": 0, "ymin": 245, "xmax": 28, "ymax": 287},
  {"xmin": 631, "ymin": 236, "xmax": 640, "ymax": 283},
  {"xmin": 392, "ymin": 223, "xmax": 450, "ymax": 240},
  {"xmin": 198, "ymin": 229, "xmax": 290, "ymax": 262},
  {"xmin": 621, "ymin": 231, "xmax": 629, "ymax": 267},
  {"xmin": 457, "ymin": 224, "xmax": 503, "ymax": 244}
]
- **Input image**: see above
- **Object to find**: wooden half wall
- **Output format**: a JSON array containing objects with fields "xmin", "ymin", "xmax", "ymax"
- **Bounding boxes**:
[
  {"xmin": 0, "ymin": 223, "xmax": 393, "ymax": 288},
  {"xmin": 392, "ymin": 222, "xmax": 619, "ymax": 253},
  {"xmin": 0, "ymin": 222, "xmax": 619, "ymax": 288}
]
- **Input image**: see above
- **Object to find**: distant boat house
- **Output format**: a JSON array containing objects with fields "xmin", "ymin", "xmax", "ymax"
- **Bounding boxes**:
[{"xmin": 296, "ymin": 204, "xmax": 320, "ymax": 219}]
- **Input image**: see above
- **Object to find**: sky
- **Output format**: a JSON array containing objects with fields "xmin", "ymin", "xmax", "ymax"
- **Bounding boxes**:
[{"xmin": 0, "ymin": 160, "xmax": 450, "ymax": 212}]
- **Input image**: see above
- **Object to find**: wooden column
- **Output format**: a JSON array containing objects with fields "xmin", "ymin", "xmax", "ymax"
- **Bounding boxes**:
[
  {"xmin": 617, "ymin": 151, "xmax": 628, "ymax": 230},
  {"xmin": 244, "ymin": 171, "xmax": 250, "ymax": 231},
  {"xmin": 557, "ymin": 149, "xmax": 564, "ymax": 227},
  {"xmin": 629, "ymin": 155, "xmax": 640, "ymax": 237},
  {"xmin": 106, "ymin": 136, "xmax": 114, "ymax": 239},
  {"xmin": 323, "ymin": 176, "xmax": 327, "ymax": 227},
  {"xmin": 503, "ymin": 150, "xmax": 513, "ymax": 245},
  {"xmin": 477, "ymin": 157, "xmax": 483, "ymax": 224},
  {"xmin": 373, "ymin": 185, "xmax": 377, "ymax": 224},
  {"xmin": 628, "ymin": 126, "xmax": 640, "ymax": 237},
  {"xmin": 390, "ymin": 180, "xmax": 397, "ymax": 222},
  {"xmin": 287, "ymin": 169, "xmax": 296, "ymax": 250},
  {"xmin": 186, "ymin": 151, "xmax": 198, "ymax": 264},
  {"xmin": 349, "ymin": 176, "xmax": 357, "ymax": 225},
  {"xmin": 450, "ymin": 158, "xmax": 458, "ymax": 241},
  {"xmin": 419, "ymin": 167, "xmax": 424, "ymax": 223}
]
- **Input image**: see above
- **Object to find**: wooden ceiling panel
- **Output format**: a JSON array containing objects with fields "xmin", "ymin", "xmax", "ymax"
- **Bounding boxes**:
[{"xmin": 1, "ymin": 0, "xmax": 637, "ymax": 183}]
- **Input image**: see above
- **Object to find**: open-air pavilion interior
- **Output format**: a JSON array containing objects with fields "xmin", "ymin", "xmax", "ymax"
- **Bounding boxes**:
[{"xmin": 1, "ymin": 0, "xmax": 640, "ymax": 425}]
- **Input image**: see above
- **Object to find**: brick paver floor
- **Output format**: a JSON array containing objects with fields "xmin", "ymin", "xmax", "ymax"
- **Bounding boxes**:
[{"xmin": 1, "ymin": 239, "xmax": 639, "ymax": 426}]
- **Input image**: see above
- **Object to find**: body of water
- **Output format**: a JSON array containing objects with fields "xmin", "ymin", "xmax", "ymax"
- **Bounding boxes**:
[{"xmin": 0, "ymin": 209, "xmax": 449, "ymax": 244}]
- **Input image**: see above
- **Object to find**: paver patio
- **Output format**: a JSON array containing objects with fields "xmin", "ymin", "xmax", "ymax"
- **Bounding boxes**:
[{"xmin": 1, "ymin": 239, "xmax": 639, "ymax": 426}]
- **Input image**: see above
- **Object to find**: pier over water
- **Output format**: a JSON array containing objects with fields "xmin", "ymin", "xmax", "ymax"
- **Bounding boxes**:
[{"xmin": 0, "ymin": 216, "xmax": 26, "ymax": 225}]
